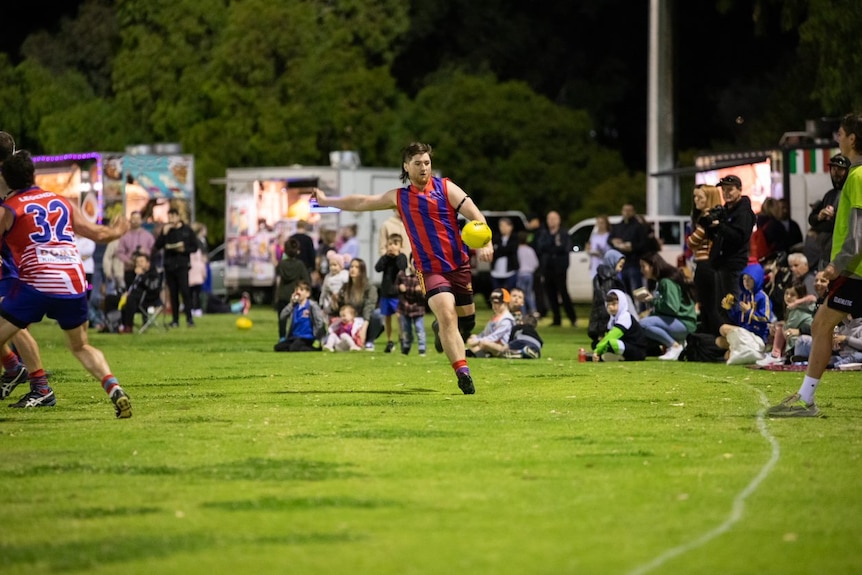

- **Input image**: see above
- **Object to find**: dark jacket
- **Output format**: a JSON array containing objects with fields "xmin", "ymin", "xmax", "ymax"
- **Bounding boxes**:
[
  {"xmin": 708, "ymin": 196, "xmax": 755, "ymax": 268},
  {"xmin": 375, "ymin": 253, "xmax": 408, "ymax": 297},
  {"xmin": 535, "ymin": 228, "xmax": 572, "ymax": 272},
  {"xmin": 492, "ymin": 234, "xmax": 519, "ymax": 274},
  {"xmin": 275, "ymin": 256, "xmax": 311, "ymax": 303},
  {"xmin": 608, "ymin": 218, "xmax": 648, "ymax": 270},
  {"xmin": 152, "ymin": 222, "xmax": 198, "ymax": 272}
]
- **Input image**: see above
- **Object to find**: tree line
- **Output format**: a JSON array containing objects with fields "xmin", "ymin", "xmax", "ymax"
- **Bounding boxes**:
[{"xmin": 1, "ymin": 0, "xmax": 859, "ymax": 244}]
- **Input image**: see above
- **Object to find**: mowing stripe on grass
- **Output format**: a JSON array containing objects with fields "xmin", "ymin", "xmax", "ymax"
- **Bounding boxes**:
[{"xmin": 626, "ymin": 381, "xmax": 780, "ymax": 575}]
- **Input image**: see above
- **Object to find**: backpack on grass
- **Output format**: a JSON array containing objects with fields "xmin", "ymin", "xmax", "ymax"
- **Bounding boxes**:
[{"xmin": 679, "ymin": 332, "xmax": 726, "ymax": 363}]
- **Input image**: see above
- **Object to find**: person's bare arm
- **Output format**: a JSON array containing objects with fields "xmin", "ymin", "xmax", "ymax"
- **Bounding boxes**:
[
  {"xmin": 313, "ymin": 188, "xmax": 397, "ymax": 211},
  {"xmin": 445, "ymin": 181, "xmax": 493, "ymax": 262},
  {"xmin": 71, "ymin": 203, "xmax": 129, "ymax": 243}
]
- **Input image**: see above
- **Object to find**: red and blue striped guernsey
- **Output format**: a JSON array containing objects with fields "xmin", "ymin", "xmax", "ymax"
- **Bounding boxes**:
[{"xmin": 396, "ymin": 176, "xmax": 469, "ymax": 274}]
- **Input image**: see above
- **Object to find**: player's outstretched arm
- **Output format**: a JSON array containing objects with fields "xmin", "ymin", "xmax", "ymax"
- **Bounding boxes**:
[
  {"xmin": 313, "ymin": 188, "xmax": 397, "ymax": 212},
  {"xmin": 72, "ymin": 203, "xmax": 130, "ymax": 243}
]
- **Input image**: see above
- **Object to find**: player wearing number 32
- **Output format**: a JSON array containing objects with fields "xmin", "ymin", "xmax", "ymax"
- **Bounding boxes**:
[
  {"xmin": 0, "ymin": 150, "xmax": 133, "ymax": 418},
  {"xmin": 312, "ymin": 142, "xmax": 494, "ymax": 394}
]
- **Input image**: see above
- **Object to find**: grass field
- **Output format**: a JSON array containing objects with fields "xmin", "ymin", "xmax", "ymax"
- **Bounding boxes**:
[{"xmin": 1, "ymin": 307, "xmax": 861, "ymax": 574}]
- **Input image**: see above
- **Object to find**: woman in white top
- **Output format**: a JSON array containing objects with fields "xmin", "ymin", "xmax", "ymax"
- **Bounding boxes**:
[{"xmin": 587, "ymin": 215, "xmax": 611, "ymax": 278}]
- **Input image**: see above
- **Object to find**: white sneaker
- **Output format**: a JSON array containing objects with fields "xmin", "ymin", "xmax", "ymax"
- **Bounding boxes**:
[
  {"xmin": 756, "ymin": 354, "xmax": 785, "ymax": 367},
  {"xmin": 658, "ymin": 344, "xmax": 684, "ymax": 361}
]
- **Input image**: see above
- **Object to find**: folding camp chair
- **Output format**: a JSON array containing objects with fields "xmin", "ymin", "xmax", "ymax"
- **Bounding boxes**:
[{"xmin": 137, "ymin": 270, "xmax": 169, "ymax": 334}]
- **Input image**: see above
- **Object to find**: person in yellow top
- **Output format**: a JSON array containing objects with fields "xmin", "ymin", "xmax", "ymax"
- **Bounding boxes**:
[{"xmin": 768, "ymin": 112, "xmax": 862, "ymax": 417}]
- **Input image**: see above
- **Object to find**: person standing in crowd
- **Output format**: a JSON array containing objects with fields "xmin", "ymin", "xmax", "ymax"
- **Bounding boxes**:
[
  {"xmin": 313, "ymin": 142, "xmax": 493, "ymax": 394},
  {"xmin": 777, "ymin": 198, "xmax": 804, "ymax": 252},
  {"xmin": 379, "ymin": 209, "xmax": 412, "ymax": 263},
  {"xmin": 687, "ymin": 184, "xmax": 724, "ymax": 335},
  {"xmin": 608, "ymin": 203, "xmax": 648, "ymax": 303},
  {"xmin": 703, "ymin": 175, "xmax": 756, "ymax": 323},
  {"xmin": 338, "ymin": 224, "xmax": 360, "ymax": 261},
  {"xmin": 396, "ymin": 255, "xmax": 427, "ymax": 356},
  {"xmin": 152, "ymin": 207, "xmax": 198, "ymax": 328},
  {"xmin": 374, "ymin": 233, "xmax": 408, "ymax": 353},
  {"xmin": 0, "ymin": 150, "xmax": 132, "ymax": 417},
  {"xmin": 515, "ymin": 231, "xmax": 539, "ymax": 317},
  {"xmin": 188, "ymin": 222, "xmax": 208, "ymax": 318},
  {"xmin": 76, "ymin": 234, "xmax": 96, "ymax": 299},
  {"xmin": 274, "ymin": 238, "xmax": 311, "ymax": 343},
  {"xmin": 117, "ymin": 211, "xmax": 155, "ymax": 288},
  {"xmin": 536, "ymin": 211, "xmax": 576, "ymax": 327},
  {"xmin": 587, "ymin": 215, "xmax": 611, "ymax": 278},
  {"xmin": 290, "ymin": 220, "xmax": 316, "ymax": 276},
  {"xmin": 525, "ymin": 214, "xmax": 547, "ymax": 318},
  {"xmin": 490, "ymin": 217, "xmax": 518, "ymax": 291},
  {"xmin": 808, "ymin": 153, "xmax": 851, "ymax": 270},
  {"xmin": 768, "ymin": 112, "xmax": 862, "ymax": 417}
]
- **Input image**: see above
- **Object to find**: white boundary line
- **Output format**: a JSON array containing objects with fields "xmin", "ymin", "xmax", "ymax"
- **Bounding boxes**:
[{"xmin": 626, "ymin": 380, "xmax": 781, "ymax": 575}]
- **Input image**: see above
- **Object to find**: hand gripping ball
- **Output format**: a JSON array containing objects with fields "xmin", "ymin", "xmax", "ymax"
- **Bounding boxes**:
[{"xmin": 461, "ymin": 220, "xmax": 492, "ymax": 249}]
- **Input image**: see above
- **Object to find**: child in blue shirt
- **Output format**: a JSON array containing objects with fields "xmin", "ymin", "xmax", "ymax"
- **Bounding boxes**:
[{"xmin": 274, "ymin": 281, "xmax": 326, "ymax": 352}]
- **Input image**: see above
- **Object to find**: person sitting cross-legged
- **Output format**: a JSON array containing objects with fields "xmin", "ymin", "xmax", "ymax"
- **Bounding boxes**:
[{"xmin": 274, "ymin": 281, "xmax": 326, "ymax": 352}]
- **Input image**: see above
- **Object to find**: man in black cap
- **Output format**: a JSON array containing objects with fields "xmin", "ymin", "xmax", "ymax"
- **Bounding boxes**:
[
  {"xmin": 702, "ymin": 174, "xmax": 755, "ymax": 320},
  {"xmin": 808, "ymin": 153, "xmax": 851, "ymax": 270}
]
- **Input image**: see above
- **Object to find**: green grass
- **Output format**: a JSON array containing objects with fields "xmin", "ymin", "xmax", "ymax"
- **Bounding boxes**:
[{"xmin": 1, "ymin": 308, "xmax": 861, "ymax": 574}]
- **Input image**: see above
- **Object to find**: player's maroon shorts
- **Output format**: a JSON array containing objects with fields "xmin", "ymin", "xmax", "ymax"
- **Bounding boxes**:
[
  {"xmin": 417, "ymin": 263, "xmax": 474, "ymax": 302},
  {"xmin": 826, "ymin": 275, "xmax": 862, "ymax": 318}
]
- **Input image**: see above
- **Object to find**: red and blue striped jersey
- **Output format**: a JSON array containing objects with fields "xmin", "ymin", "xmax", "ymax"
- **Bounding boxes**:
[
  {"xmin": 396, "ymin": 177, "xmax": 469, "ymax": 274},
  {"xmin": 2, "ymin": 186, "xmax": 87, "ymax": 296}
]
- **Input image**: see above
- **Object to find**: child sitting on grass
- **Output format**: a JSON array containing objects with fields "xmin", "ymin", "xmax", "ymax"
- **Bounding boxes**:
[
  {"xmin": 592, "ymin": 289, "xmax": 647, "ymax": 362},
  {"xmin": 274, "ymin": 281, "xmax": 326, "ymax": 352},
  {"xmin": 716, "ymin": 263, "xmax": 773, "ymax": 363},
  {"xmin": 757, "ymin": 281, "xmax": 816, "ymax": 366},
  {"xmin": 465, "ymin": 289, "xmax": 516, "ymax": 358},
  {"xmin": 588, "ymin": 249, "xmax": 626, "ymax": 349},
  {"xmin": 323, "ymin": 304, "xmax": 364, "ymax": 352}
]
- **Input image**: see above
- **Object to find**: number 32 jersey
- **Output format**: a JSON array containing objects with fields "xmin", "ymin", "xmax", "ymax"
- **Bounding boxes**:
[{"xmin": 2, "ymin": 186, "xmax": 87, "ymax": 296}]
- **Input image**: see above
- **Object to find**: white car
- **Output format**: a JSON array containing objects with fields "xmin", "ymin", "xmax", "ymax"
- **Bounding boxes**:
[{"xmin": 566, "ymin": 215, "xmax": 691, "ymax": 303}]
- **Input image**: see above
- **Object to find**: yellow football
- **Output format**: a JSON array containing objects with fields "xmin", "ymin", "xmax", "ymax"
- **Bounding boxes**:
[
  {"xmin": 461, "ymin": 220, "xmax": 492, "ymax": 249},
  {"xmin": 236, "ymin": 317, "xmax": 253, "ymax": 330}
]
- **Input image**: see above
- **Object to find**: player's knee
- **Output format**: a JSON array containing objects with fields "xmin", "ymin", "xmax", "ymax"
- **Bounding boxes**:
[{"xmin": 458, "ymin": 314, "xmax": 475, "ymax": 342}]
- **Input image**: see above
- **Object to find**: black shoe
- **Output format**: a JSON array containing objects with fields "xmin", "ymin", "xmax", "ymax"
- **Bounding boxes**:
[
  {"xmin": 168, "ymin": 322, "xmax": 179, "ymax": 328},
  {"xmin": 110, "ymin": 388, "xmax": 132, "ymax": 419},
  {"xmin": 401, "ymin": 346, "xmax": 410, "ymax": 355},
  {"xmin": 432, "ymin": 320, "xmax": 443, "ymax": 353},
  {"xmin": 0, "ymin": 365, "xmax": 28, "ymax": 400},
  {"xmin": 457, "ymin": 371, "xmax": 475, "ymax": 395},
  {"xmin": 187, "ymin": 320, "xmax": 196, "ymax": 328},
  {"xmin": 384, "ymin": 341, "xmax": 394, "ymax": 353},
  {"xmin": 9, "ymin": 389, "xmax": 56, "ymax": 408}
]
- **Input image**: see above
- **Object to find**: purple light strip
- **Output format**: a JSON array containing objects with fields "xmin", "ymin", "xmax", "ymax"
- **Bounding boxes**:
[{"xmin": 32, "ymin": 152, "xmax": 103, "ymax": 163}]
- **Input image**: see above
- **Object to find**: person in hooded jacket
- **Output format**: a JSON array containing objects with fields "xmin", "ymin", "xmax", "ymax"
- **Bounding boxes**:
[
  {"xmin": 716, "ymin": 262, "xmax": 773, "ymax": 351},
  {"xmin": 592, "ymin": 289, "xmax": 647, "ymax": 362},
  {"xmin": 587, "ymin": 248, "xmax": 626, "ymax": 348}
]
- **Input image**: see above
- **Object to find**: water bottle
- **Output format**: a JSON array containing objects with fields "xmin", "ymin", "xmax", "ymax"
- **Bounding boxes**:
[{"xmin": 579, "ymin": 348, "xmax": 587, "ymax": 363}]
